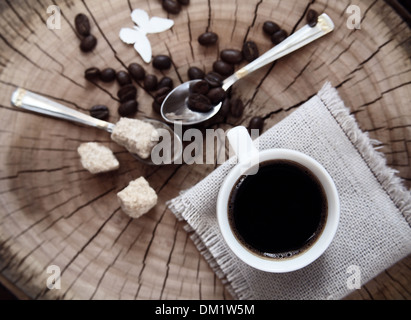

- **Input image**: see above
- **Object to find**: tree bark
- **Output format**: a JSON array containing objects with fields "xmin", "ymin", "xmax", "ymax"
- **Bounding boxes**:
[{"xmin": 0, "ymin": 0, "xmax": 410, "ymax": 300}]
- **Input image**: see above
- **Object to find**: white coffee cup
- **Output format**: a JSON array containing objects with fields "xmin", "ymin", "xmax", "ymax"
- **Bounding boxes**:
[{"xmin": 217, "ymin": 126, "xmax": 340, "ymax": 273}]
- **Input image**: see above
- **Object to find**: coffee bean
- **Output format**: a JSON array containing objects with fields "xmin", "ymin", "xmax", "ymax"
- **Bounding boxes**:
[
  {"xmin": 187, "ymin": 94, "xmax": 213, "ymax": 113},
  {"xmin": 153, "ymin": 55, "xmax": 172, "ymax": 70},
  {"xmin": 177, "ymin": 0, "xmax": 189, "ymax": 5},
  {"xmin": 220, "ymin": 49, "xmax": 243, "ymax": 64},
  {"xmin": 118, "ymin": 100, "xmax": 138, "ymax": 117},
  {"xmin": 75, "ymin": 14, "xmax": 91, "ymax": 36},
  {"xmin": 230, "ymin": 98, "xmax": 244, "ymax": 118},
  {"xmin": 152, "ymin": 100, "xmax": 162, "ymax": 114},
  {"xmin": 248, "ymin": 116, "xmax": 264, "ymax": 132},
  {"xmin": 157, "ymin": 77, "xmax": 174, "ymax": 90},
  {"xmin": 213, "ymin": 60, "xmax": 234, "ymax": 77},
  {"xmin": 90, "ymin": 105, "xmax": 109, "ymax": 120},
  {"xmin": 204, "ymin": 72, "xmax": 223, "ymax": 88},
  {"xmin": 80, "ymin": 34, "xmax": 97, "ymax": 52},
  {"xmin": 162, "ymin": 0, "xmax": 181, "ymax": 14},
  {"xmin": 242, "ymin": 41, "xmax": 259, "ymax": 62},
  {"xmin": 190, "ymin": 80, "xmax": 209, "ymax": 95},
  {"xmin": 117, "ymin": 71, "xmax": 132, "ymax": 86},
  {"xmin": 219, "ymin": 98, "xmax": 231, "ymax": 117},
  {"xmin": 117, "ymin": 84, "xmax": 137, "ymax": 102},
  {"xmin": 271, "ymin": 29, "xmax": 288, "ymax": 45},
  {"xmin": 84, "ymin": 67, "xmax": 100, "ymax": 81},
  {"xmin": 154, "ymin": 87, "xmax": 172, "ymax": 105},
  {"xmin": 188, "ymin": 66, "xmax": 205, "ymax": 80},
  {"xmin": 207, "ymin": 87, "xmax": 226, "ymax": 104},
  {"xmin": 198, "ymin": 32, "xmax": 218, "ymax": 46},
  {"xmin": 100, "ymin": 68, "xmax": 116, "ymax": 82},
  {"xmin": 307, "ymin": 9, "xmax": 319, "ymax": 27},
  {"xmin": 144, "ymin": 74, "xmax": 158, "ymax": 91},
  {"xmin": 128, "ymin": 63, "xmax": 145, "ymax": 81},
  {"xmin": 263, "ymin": 21, "xmax": 280, "ymax": 35}
]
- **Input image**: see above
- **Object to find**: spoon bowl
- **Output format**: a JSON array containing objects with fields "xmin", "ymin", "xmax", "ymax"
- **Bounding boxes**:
[
  {"xmin": 161, "ymin": 13, "xmax": 334, "ymax": 126},
  {"xmin": 160, "ymin": 80, "xmax": 222, "ymax": 125}
]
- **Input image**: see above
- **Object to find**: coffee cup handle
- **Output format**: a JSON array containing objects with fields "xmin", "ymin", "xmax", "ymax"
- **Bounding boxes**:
[{"xmin": 227, "ymin": 126, "xmax": 259, "ymax": 165}]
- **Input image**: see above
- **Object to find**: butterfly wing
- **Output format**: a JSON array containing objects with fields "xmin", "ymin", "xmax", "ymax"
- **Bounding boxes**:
[
  {"xmin": 133, "ymin": 33, "xmax": 152, "ymax": 63},
  {"xmin": 145, "ymin": 17, "xmax": 174, "ymax": 34},
  {"xmin": 119, "ymin": 27, "xmax": 140, "ymax": 44},
  {"xmin": 131, "ymin": 9, "xmax": 150, "ymax": 28}
]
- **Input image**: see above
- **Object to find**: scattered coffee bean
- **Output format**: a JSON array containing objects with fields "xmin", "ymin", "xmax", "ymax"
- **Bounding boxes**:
[
  {"xmin": 213, "ymin": 60, "xmax": 234, "ymax": 77},
  {"xmin": 190, "ymin": 80, "xmax": 209, "ymax": 95},
  {"xmin": 153, "ymin": 55, "xmax": 172, "ymax": 70},
  {"xmin": 263, "ymin": 21, "xmax": 280, "ymax": 35},
  {"xmin": 248, "ymin": 116, "xmax": 264, "ymax": 132},
  {"xmin": 307, "ymin": 9, "xmax": 319, "ymax": 27},
  {"xmin": 117, "ymin": 71, "xmax": 132, "ymax": 86},
  {"xmin": 118, "ymin": 100, "xmax": 138, "ymax": 117},
  {"xmin": 220, "ymin": 49, "xmax": 243, "ymax": 64},
  {"xmin": 80, "ymin": 34, "xmax": 97, "ymax": 52},
  {"xmin": 188, "ymin": 66, "xmax": 205, "ymax": 80},
  {"xmin": 128, "ymin": 63, "xmax": 145, "ymax": 81},
  {"xmin": 230, "ymin": 98, "xmax": 244, "ymax": 118},
  {"xmin": 90, "ymin": 105, "xmax": 109, "ymax": 120},
  {"xmin": 198, "ymin": 32, "xmax": 218, "ymax": 46},
  {"xmin": 162, "ymin": 0, "xmax": 181, "ymax": 14},
  {"xmin": 177, "ymin": 0, "xmax": 190, "ymax": 5},
  {"xmin": 207, "ymin": 87, "xmax": 226, "ymax": 105},
  {"xmin": 204, "ymin": 72, "xmax": 223, "ymax": 88},
  {"xmin": 271, "ymin": 29, "xmax": 288, "ymax": 45},
  {"xmin": 152, "ymin": 100, "xmax": 161, "ymax": 114},
  {"xmin": 157, "ymin": 77, "xmax": 174, "ymax": 90},
  {"xmin": 154, "ymin": 87, "xmax": 172, "ymax": 105},
  {"xmin": 188, "ymin": 94, "xmax": 212, "ymax": 113},
  {"xmin": 144, "ymin": 74, "xmax": 158, "ymax": 91},
  {"xmin": 85, "ymin": 67, "xmax": 100, "ymax": 81},
  {"xmin": 100, "ymin": 68, "xmax": 116, "ymax": 82},
  {"xmin": 242, "ymin": 41, "xmax": 259, "ymax": 62},
  {"xmin": 75, "ymin": 14, "xmax": 91, "ymax": 37},
  {"xmin": 117, "ymin": 84, "xmax": 137, "ymax": 102},
  {"xmin": 219, "ymin": 98, "xmax": 231, "ymax": 117}
]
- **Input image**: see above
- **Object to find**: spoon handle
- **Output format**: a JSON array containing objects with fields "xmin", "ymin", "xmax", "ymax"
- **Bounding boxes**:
[
  {"xmin": 222, "ymin": 13, "xmax": 334, "ymax": 90},
  {"xmin": 11, "ymin": 88, "xmax": 115, "ymax": 133}
]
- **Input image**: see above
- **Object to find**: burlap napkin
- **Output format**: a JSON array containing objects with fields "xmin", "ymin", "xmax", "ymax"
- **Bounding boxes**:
[{"xmin": 168, "ymin": 82, "xmax": 411, "ymax": 300}]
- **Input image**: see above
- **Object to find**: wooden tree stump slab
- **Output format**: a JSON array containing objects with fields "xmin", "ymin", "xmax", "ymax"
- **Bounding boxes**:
[{"xmin": 0, "ymin": 0, "xmax": 410, "ymax": 300}]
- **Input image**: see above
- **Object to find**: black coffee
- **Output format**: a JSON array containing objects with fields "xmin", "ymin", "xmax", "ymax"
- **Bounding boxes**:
[{"xmin": 228, "ymin": 160, "xmax": 327, "ymax": 259}]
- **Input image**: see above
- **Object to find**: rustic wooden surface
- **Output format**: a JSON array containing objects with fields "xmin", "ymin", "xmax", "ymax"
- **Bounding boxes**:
[{"xmin": 0, "ymin": 0, "xmax": 410, "ymax": 300}]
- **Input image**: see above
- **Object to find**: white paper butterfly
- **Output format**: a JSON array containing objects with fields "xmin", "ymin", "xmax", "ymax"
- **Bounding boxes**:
[{"xmin": 119, "ymin": 9, "xmax": 174, "ymax": 63}]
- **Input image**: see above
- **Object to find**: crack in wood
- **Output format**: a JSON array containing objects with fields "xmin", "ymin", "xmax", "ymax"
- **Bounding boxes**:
[
  {"xmin": 5, "ymin": 0, "xmax": 35, "ymax": 34},
  {"xmin": 358, "ymin": 80, "xmax": 411, "ymax": 110},
  {"xmin": 0, "ymin": 33, "xmax": 42, "ymax": 70},
  {"xmin": 35, "ymin": 206, "xmax": 121, "ymax": 299},
  {"xmin": 289, "ymin": 0, "xmax": 316, "ymax": 35},
  {"xmin": 60, "ymin": 244, "xmax": 106, "ymax": 299},
  {"xmin": 242, "ymin": 0, "xmax": 263, "ymax": 43},
  {"xmin": 282, "ymin": 60, "xmax": 312, "ymax": 93},
  {"xmin": 206, "ymin": 0, "xmax": 212, "ymax": 33},
  {"xmin": 186, "ymin": 10, "xmax": 195, "ymax": 61},
  {"xmin": 0, "ymin": 166, "xmax": 71, "ymax": 181},
  {"xmin": 134, "ymin": 205, "xmax": 169, "ymax": 299},
  {"xmin": 159, "ymin": 221, "xmax": 179, "ymax": 300},
  {"xmin": 81, "ymin": 0, "xmax": 128, "ymax": 69},
  {"xmin": 90, "ymin": 249, "xmax": 123, "ymax": 299}
]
